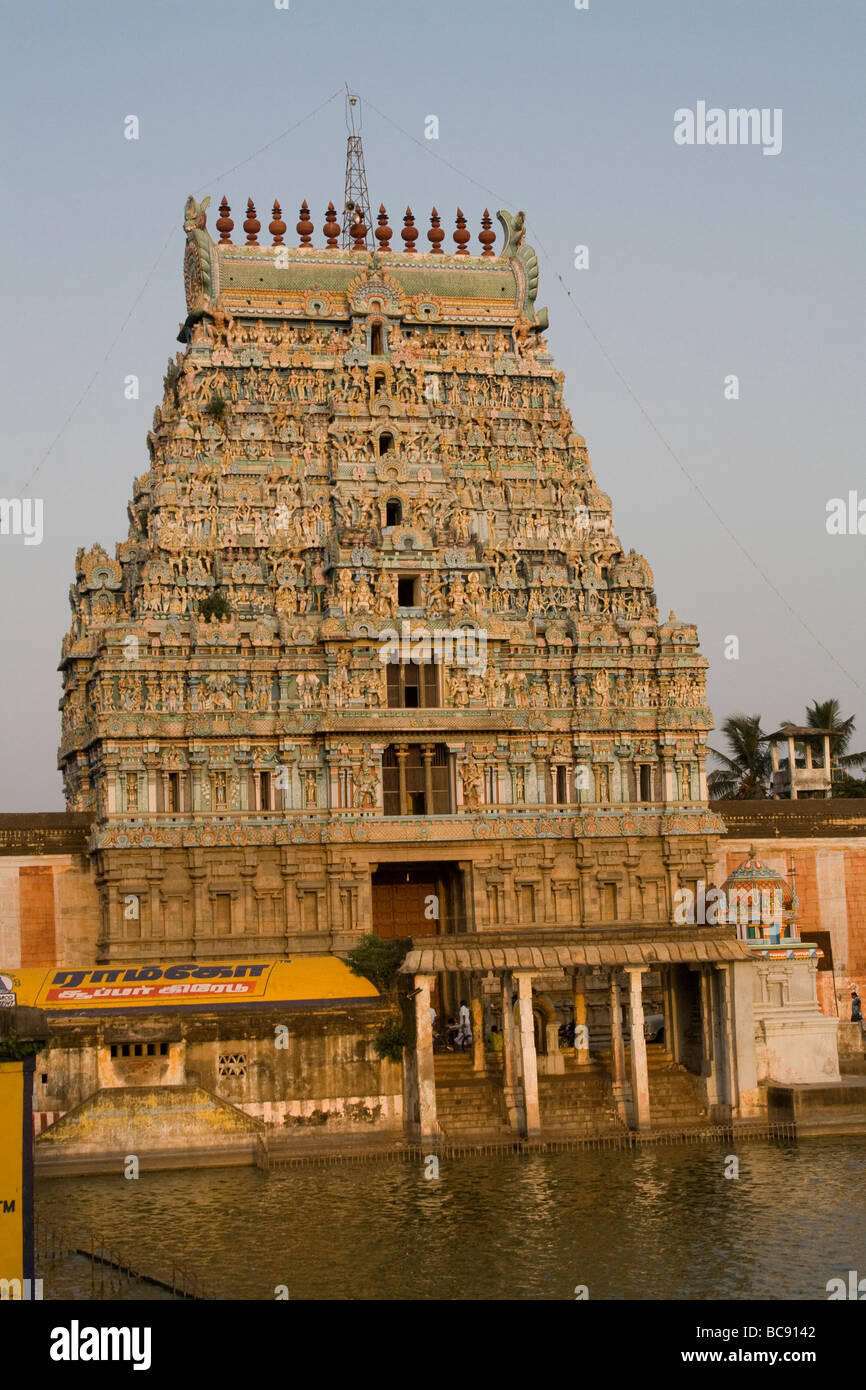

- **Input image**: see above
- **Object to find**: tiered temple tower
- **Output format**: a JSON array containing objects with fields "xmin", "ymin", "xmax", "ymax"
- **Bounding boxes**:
[{"xmin": 59, "ymin": 192, "xmax": 726, "ymax": 974}]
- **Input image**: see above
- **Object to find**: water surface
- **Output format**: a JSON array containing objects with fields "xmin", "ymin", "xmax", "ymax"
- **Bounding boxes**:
[{"xmin": 35, "ymin": 1136, "xmax": 866, "ymax": 1300}]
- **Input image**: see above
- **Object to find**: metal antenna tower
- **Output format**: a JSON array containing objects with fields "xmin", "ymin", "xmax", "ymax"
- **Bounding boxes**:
[{"xmin": 342, "ymin": 87, "xmax": 372, "ymax": 248}]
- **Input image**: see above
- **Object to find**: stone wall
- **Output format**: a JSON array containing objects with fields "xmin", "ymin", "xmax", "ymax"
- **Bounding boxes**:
[
  {"xmin": 30, "ymin": 999, "xmax": 403, "ymax": 1151},
  {"xmin": 0, "ymin": 813, "xmax": 98, "ymax": 966}
]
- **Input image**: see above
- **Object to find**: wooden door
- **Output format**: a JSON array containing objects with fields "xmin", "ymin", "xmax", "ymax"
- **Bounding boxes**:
[{"xmin": 372, "ymin": 880, "xmax": 438, "ymax": 939}]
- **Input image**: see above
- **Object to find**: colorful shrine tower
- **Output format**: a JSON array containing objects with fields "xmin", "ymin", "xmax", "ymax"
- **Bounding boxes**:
[{"xmin": 58, "ymin": 193, "xmax": 734, "ymax": 983}]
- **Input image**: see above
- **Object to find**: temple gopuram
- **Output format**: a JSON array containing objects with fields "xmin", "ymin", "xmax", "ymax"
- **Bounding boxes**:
[{"xmin": 20, "ymin": 188, "xmax": 844, "ymax": 1153}]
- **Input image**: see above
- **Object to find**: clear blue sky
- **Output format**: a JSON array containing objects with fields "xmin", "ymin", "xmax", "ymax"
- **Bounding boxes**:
[{"xmin": 1, "ymin": 0, "xmax": 863, "ymax": 808}]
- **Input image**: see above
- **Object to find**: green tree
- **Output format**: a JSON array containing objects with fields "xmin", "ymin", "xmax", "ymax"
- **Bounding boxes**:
[
  {"xmin": 804, "ymin": 698, "xmax": 866, "ymax": 778},
  {"xmin": 708, "ymin": 714, "xmax": 771, "ymax": 800},
  {"xmin": 834, "ymin": 772, "xmax": 866, "ymax": 798},
  {"xmin": 163, "ymin": 358, "xmax": 181, "ymax": 407},
  {"xmin": 203, "ymin": 392, "xmax": 227, "ymax": 430},
  {"xmin": 199, "ymin": 590, "xmax": 230, "ymax": 622},
  {"xmin": 345, "ymin": 934, "xmax": 410, "ymax": 995},
  {"xmin": 345, "ymin": 935, "xmax": 412, "ymax": 1063}
]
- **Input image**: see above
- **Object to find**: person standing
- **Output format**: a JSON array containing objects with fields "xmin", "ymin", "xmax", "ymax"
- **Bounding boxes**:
[
  {"xmin": 457, "ymin": 998, "xmax": 473, "ymax": 1051},
  {"xmin": 851, "ymin": 990, "xmax": 862, "ymax": 1024}
]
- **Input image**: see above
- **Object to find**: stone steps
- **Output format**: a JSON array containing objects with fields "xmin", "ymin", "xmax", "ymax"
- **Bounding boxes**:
[
  {"xmin": 432, "ymin": 1048, "xmax": 706, "ymax": 1136},
  {"xmin": 647, "ymin": 1068, "xmax": 708, "ymax": 1123},
  {"xmin": 537, "ymin": 1070, "xmax": 624, "ymax": 1137},
  {"xmin": 594, "ymin": 1045, "xmax": 675, "ymax": 1070},
  {"xmin": 434, "ymin": 1072, "xmax": 512, "ymax": 1137}
]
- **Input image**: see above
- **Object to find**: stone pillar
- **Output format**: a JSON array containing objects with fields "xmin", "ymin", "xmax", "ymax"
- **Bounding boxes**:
[
  {"xmin": 188, "ymin": 864, "xmax": 208, "ymax": 943},
  {"xmin": 608, "ymin": 971, "xmax": 630, "ymax": 1124},
  {"xmin": 413, "ymin": 974, "xmax": 438, "ymax": 1142},
  {"xmin": 728, "ymin": 960, "xmax": 759, "ymax": 1116},
  {"xmin": 788, "ymin": 735, "xmax": 797, "ymax": 798},
  {"xmin": 696, "ymin": 964, "xmax": 720, "ymax": 1110},
  {"xmin": 573, "ymin": 970, "xmax": 590, "ymax": 1065},
  {"xmin": 396, "ymin": 744, "xmax": 409, "ymax": 815},
  {"xmin": 515, "ymin": 971, "xmax": 541, "ymax": 1137},
  {"xmin": 661, "ymin": 753, "xmax": 676, "ymax": 804},
  {"xmin": 823, "ymin": 734, "xmax": 832, "ymax": 797},
  {"xmin": 714, "ymin": 964, "xmax": 738, "ymax": 1116},
  {"xmin": 696, "ymin": 752, "xmax": 708, "ymax": 802},
  {"xmin": 421, "ymin": 744, "xmax": 435, "ymax": 816},
  {"xmin": 500, "ymin": 970, "xmax": 522, "ymax": 1133},
  {"xmin": 625, "ymin": 966, "xmax": 651, "ymax": 1131},
  {"xmin": 470, "ymin": 980, "xmax": 485, "ymax": 1073},
  {"xmin": 662, "ymin": 966, "xmax": 679, "ymax": 1062},
  {"xmin": 533, "ymin": 753, "xmax": 548, "ymax": 805},
  {"xmin": 240, "ymin": 864, "xmax": 257, "ymax": 937}
]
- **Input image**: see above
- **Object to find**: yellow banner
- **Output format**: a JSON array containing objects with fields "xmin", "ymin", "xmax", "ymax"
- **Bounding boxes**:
[
  {"xmin": 0, "ymin": 959, "xmax": 377, "ymax": 1013},
  {"xmin": 0, "ymin": 1060, "xmax": 28, "ymax": 1289}
]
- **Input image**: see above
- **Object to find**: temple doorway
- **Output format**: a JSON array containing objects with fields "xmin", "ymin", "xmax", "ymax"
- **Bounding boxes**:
[{"xmin": 370, "ymin": 861, "xmax": 467, "ymax": 941}]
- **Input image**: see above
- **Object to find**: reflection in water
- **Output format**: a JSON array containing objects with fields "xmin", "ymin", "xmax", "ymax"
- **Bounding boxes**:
[{"xmin": 35, "ymin": 1136, "xmax": 866, "ymax": 1301}]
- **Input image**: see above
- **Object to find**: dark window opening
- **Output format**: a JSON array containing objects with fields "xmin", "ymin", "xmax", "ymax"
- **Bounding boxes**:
[
  {"xmin": 385, "ymin": 499, "xmax": 402, "ymax": 527},
  {"xmin": 370, "ymin": 322, "xmax": 383, "ymax": 355},
  {"xmin": 41, "ymin": 1073, "xmax": 48, "ymax": 1085},
  {"xmin": 397, "ymin": 576, "xmax": 417, "ymax": 607},
  {"xmin": 167, "ymin": 772, "xmax": 180, "ymax": 813},
  {"xmin": 382, "ymin": 744, "xmax": 452, "ymax": 816},
  {"xmin": 639, "ymin": 764, "xmax": 653, "ymax": 800},
  {"xmin": 111, "ymin": 1041, "xmax": 170, "ymax": 1059},
  {"xmin": 378, "ymin": 430, "xmax": 393, "ymax": 454},
  {"xmin": 387, "ymin": 661, "xmax": 439, "ymax": 709},
  {"xmin": 404, "ymin": 668, "xmax": 420, "ymax": 707},
  {"xmin": 260, "ymin": 770, "xmax": 272, "ymax": 810}
]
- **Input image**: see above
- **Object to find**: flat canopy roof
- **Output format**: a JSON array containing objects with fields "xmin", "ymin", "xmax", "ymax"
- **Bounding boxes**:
[
  {"xmin": 0, "ymin": 958, "xmax": 378, "ymax": 1015},
  {"xmin": 766, "ymin": 727, "xmax": 835, "ymax": 739},
  {"xmin": 400, "ymin": 934, "xmax": 752, "ymax": 975}
]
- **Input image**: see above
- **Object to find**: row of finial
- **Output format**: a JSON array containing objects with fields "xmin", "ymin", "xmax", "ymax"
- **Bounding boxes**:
[{"xmin": 215, "ymin": 199, "xmax": 497, "ymax": 256}]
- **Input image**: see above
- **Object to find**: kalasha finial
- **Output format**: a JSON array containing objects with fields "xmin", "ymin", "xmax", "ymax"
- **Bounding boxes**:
[
  {"xmin": 216, "ymin": 197, "xmax": 234, "ymax": 245},
  {"xmin": 243, "ymin": 199, "xmax": 260, "ymax": 246},
  {"xmin": 269, "ymin": 200, "xmax": 286, "ymax": 246},
  {"xmin": 428, "ymin": 207, "xmax": 444, "ymax": 254},
  {"xmin": 401, "ymin": 206, "xmax": 418, "ymax": 253},
  {"xmin": 296, "ymin": 200, "xmax": 314, "ymax": 247},
  {"xmin": 479, "ymin": 208, "xmax": 496, "ymax": 257},
  {"xmin": 323, "ymin": 201, "xmax": 340, "ymax": 249},
  {"xmin": 453, "ymin": 208, "xmax": 470, "ymax": 255},
  {"xmin": 350, "ymin": 210, "xmax": 368, "ymax": 251},
  {"xmin": 375, "ymin": 204, "xmax": 393, "ymax": 249}
]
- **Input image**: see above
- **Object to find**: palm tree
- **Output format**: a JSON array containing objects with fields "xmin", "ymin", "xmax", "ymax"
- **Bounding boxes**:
[
  {"xmin": 834, "ymin": 772, "xmax": 866, "ymax": 798},
  {"xmin": 707, "ymin": 714, "xmax": 772, "ymax": 800},
  {"xmin": 804, "ymin": 698, "xmax": 866, "ymax": 775}
]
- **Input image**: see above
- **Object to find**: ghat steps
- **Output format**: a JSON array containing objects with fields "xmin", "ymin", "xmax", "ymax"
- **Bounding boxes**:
[{"xmin": 433, "ymin": 1047, "xmax": 708, "ymax": 1137}]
